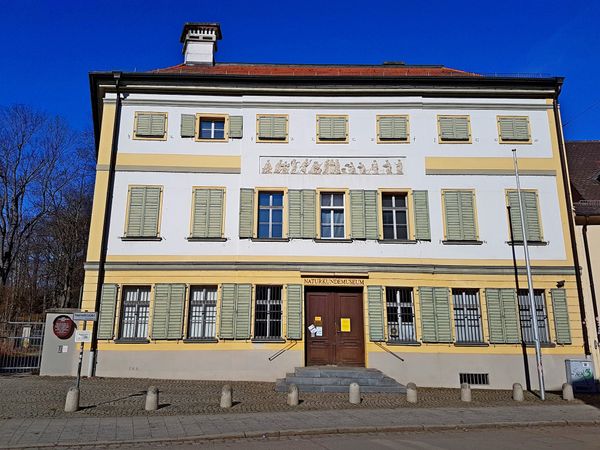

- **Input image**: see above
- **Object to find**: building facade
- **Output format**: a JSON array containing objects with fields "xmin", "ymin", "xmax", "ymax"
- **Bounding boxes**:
[{"xmin": 82, "ymin": 23, "xmax": 585, "ymax": 389}]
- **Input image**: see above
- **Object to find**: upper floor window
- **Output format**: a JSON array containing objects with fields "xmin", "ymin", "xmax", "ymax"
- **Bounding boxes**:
[
  {"xmin": 134, "ymin": 112, "xmax": 167, "ymax": 140},
  {"xmin": 442, "ymin": 190, "xmax": 478, "ymax": 242},
  {"xmin": 199, "ymin": 115, "xmax": 227, "ymax": 141},
  {"xmin": 257, "ymin": 115, "xmax": 288, "ymax": 142},
  {"xmin": 320, "ymin": 192, "xmax": 345, "ymax": 238},
  {"xmin": 317, "ymin": 115, "xmax": 348, "ymax": 143},
  {"xmin": 438, "ymin": 115, "xmax": 471, "ymax": 143},
  {"xmin": 498, "ymin": 116, "xmax": 531, "ymax": 143},
  {"xmin": 382, "ymin": 193, "xmax": 409, "ymax": 240},
  {"xmin": 119, "ymin": 286, "xmax": 151, "ymax": 339},
  {"xmin": 258, "ymin": 192, "xmax": 284, "ymax": 239},
  {"xmin": 506, "ymin": 190, "xmax": 543, "ymax": 243},
  {"xmin": 377, "ymin": 115, "xmax": 409, "ymax": 143},
  {"xmin": 124, "ymin": 186, "xmax": 162, "ymax": 239}
]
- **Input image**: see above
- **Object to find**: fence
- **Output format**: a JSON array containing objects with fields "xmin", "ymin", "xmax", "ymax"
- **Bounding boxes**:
[{"xmin": 0, "ymin": 322, "xmax": 45, "ymax": 374}]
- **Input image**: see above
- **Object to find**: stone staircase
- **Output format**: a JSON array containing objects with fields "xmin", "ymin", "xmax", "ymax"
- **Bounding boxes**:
[{"xmin": 275, "ymin": 366, "xmax": 406, "ymax": 393}]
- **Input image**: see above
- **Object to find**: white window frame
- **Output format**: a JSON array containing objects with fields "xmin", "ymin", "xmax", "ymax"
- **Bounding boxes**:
[
  {"xmin": 381, "ymin": 193, "xmax": 409, "ymax": 240},
  {"xmin": 320, "ymin": 192, "xmax": 345, "ymax": 239}
]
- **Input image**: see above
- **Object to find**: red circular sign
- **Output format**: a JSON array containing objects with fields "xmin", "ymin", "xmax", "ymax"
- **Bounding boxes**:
[{"xmin": 53, "ymin": 315, "xmax": 75, "ymax": 340}]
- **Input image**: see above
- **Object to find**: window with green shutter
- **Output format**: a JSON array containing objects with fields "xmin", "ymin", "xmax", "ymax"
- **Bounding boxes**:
[
  {"xmin": 438, "ymin": 115, "xmax": 470, "ymax": 142},
  {"xmin": 125, "ymin": 186, "xmax": 162, "ymax": 238},
  {"xmin": 381, "ymin": 193, "xmax": 408, "ymax": 240},
  {"xmin": 485, "ymin": 288, "xmax": 520, "ymax": 344},
  {"xmin": 377, "ymin": 115, "xmax": 409, "ymax": 142},
  {"xmin": 219, "ymin": 283, "xmax": 252, "ymax": 340},
  {"xmin": 367, "ymin": 286, "xmax": 385, "ymax": 341},
  {"xmin": 550, "ymin": 288, "xmax": 571, "ymax": 344},
  {"xmin": 317, "ymin": 115, "xmax": 348, "ymax": 143},
  {"xmin": 288, "ymin": 189, "xmax": 316, "ymax": 239},
  {"xmin": 419, "ymin": 287, "xmax": 452, "ymax": 343},
  {"xmin": 151, "ymin": 284, "xmax": 186, "ymax": 340},
  {"xmin": 257, "ymin": 115, "xmax": 288, "ymax": 142},
  {"xmin": 134, "ymin": 112, "xmax": 167, "ymax": 139},
  {"xmin": 229, "ymin": 115, "xmax": 243, "ymax": 139},
  {"xmin": 412, "ymin": 190, "xmax": 431, "ymax": 241},
  {"xmin": 286, "ymin": 284, "xmax": 303, "ymax": 340},
  {"xmin": 97, "ymin": 284, "xmax": 118, "ymax": 340},
  {"xmin": 506, "ymin": 190, "xmax": 543, "ymax": 242},
  {"xmin": 190, "ymin": 188, "xmax": 225, "ymax": 239},
  {"xmin": 180, "ymin": 114, "xmax": 196, "ymax": 138},
  {"xmin": 498, "ymin": 116, "xmax": 531, "ymax": 142},
  {"xmin": 443, "ymin": 190, "xmax": 478, "ymax": 241},
  {"xmin": 239, "ymin": 188, "xmax": 255, "ymax": 238}
]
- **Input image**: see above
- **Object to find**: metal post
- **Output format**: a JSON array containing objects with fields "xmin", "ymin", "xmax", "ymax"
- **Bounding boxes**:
[
  {"xmin": 513, "ymin": 148, "xmax": 546, "ymax": 400},
  {"xmin": 76, "ymin": 319, "xmax": 86, "ymax": 390}
]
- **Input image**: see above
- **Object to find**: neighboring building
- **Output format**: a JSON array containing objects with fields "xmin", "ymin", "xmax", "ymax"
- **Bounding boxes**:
[
  {"xmin": 567, "ymin": 141, "xmax": 600, "ymax": 381},
  {"xmin": 82, "ymin": 23, "xmax": 585, "ymax": 389}
]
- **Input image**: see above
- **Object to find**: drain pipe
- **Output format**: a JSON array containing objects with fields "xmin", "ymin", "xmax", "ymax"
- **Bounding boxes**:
[{"xmin": 88, "ymin": 72, "xmax": 123, "ymax": 376}]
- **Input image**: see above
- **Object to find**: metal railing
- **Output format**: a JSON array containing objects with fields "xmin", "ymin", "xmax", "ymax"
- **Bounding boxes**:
[{"xmin": 0, "ymin": 322, "xmax": 45, "ymax": 374}]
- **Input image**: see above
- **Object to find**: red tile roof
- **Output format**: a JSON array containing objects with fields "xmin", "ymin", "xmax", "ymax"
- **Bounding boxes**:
[
  {"xmin": 566, "ymin": 141, "xmax": 600, "ymax": 216},
  {"xmin": 150, "ymin": 63, "xmax": 477, "ymax": 77}
]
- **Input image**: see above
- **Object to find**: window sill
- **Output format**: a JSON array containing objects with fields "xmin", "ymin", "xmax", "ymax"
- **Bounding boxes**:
[
  {"xmin": 251, "ymin": 338, "xmax": 287, "ymax": 343},
  {"xmin": 377, "ymin": 239, "xmax": 418, "ymax": 244},
  {"xmin": 386, "ymin": 341, "xmax": 421, "ymax": 346},
  {"xmin": 186, "ymin": 237, "xmax": 227, "ymax": 242},
  {"xmin": 506, "ymin": 241, "xmax": 548, "ymax": 246},
  {"xmin": 121, "ymin": 236, "xmax": 162, "ymax": 242},
  {"xmin": 523, "ymin": 342, "xmax": 556, "ymax": 348},
  {"xmin": 114, "ymin": 338, "xmax": 149, "ymax": 344},
  {"xmin": 314, "ymin": 238, "xmax": 353, "ymax": 243},
  {"xmin": 183, "ymin": 338, "xmax": 218, "ymax": 343},
  {"xmin": 251, "ymin": 238, "xmax": 290, "ymax": 242},
  {"xmin": 454, "ymin": 342, "xmax": 489, "ymax": 347},
  {"xmin": 442, "ymin": 240, "xmax": 483, "ymax": 246}
]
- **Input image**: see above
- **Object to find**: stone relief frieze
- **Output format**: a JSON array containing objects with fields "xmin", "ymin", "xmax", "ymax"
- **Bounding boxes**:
[{"xmin": 259, "ymin": 157, "xmax": 405, "ymax": 175}]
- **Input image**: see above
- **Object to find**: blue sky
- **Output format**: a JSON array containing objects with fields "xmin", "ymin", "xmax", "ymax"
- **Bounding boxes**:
[{"xmin": 1, "ymin": 0, "xmax": 598, "ymax": 140}]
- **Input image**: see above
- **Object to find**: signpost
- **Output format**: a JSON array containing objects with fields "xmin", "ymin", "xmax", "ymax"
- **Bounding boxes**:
[{"xmin": 74, "ymin": 311, "xmax": 97, "ymax": 390}]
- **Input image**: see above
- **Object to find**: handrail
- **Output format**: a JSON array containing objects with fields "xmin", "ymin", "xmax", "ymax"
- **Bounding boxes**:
[
  {"xmin": 268, "ymin": 341, "xmax": 297, "ymax": 361},
  {"xmin": 374, "ymin": 342, "xmax": 405, "ymax": 362}
]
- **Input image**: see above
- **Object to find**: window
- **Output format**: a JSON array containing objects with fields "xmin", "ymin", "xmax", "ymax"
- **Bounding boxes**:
[
  {"xmin": 498, "ymin": 116, "xmax": 531, "ymax": 143},
  {"xmin": 438, "ymin": 115, "xmax": 471, "ymax": 142},
  {"xmin": 258, "ymin": 192, "xmax": 283, "ymax": 239},
  {"xmin": 320, "ymin": 192, "xmax": 345, "ymax": 238},
  {"xmin": 506, "ymin": 190, "xmax": 543, "ymax": 243},
  {"xmin": 254, "ymin": 285, "xmax": 282, "ymax": 339},
  {"xmin": 518, "ymin": 289, "xmax": 550, "ymax": 344},
  {"xmin": 386, "ymin": 287, "xmax": 416, "ymax": 342},
  {"xmin": 196, "ymin": 114, "xmax": 229, "ymax": 141},
  {"xmin": 316, "ymin": 115, "xmax": 348, "ymax": 143},
  {"xmin": 382, "ymin": 193, "xmax": 409, "ymax": 240},
  {"xmin": 190, "ymin": 188, "xmax": 225, "ymax": 239},
  {"xmin": 452, "ymin": 289, "xmax": 483, "ymax": 343},
  {"xmin": 134, "ymin": 112, "xmax": 167, "ymax": 140},
  {"xmin": 187, "ymin": 286, "xmax": 217, "ymax": 339},
  {"xmin": 377, "ymin": 115, "xmax": 409, "ymax": 143},
  {"xmin": 119, "ymin": 286, "xmax": 150, "ymax": 339},
  {"xmin": 257, "ymin": 115, "xmax": 288, "ymax": 142},
  {"xmin": 442, "ymin": 190, "xmax": 478, "ymax": 241},
  {"xmin": 125, "ymin": 186, "xmax": 162, "ymax": 238}
]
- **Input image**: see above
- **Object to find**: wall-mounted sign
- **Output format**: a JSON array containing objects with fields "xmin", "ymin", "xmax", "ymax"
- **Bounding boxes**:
[
  {"xmin": 260, "ymin": 156, "xmax": 405, "ymax": 176},
  {"xmin": 304, "ymin": 278, "xmax": 365, "ymax": 286},
  {"xmin": 73, "ymin": 312, "xmax": 97, "ymax": 322},
  {"xmin": 75, "ymin": 330, "xmax": 92, "ymax": 343},
  {"xmin": 52, "ymin": 315, "xmax": 75, "ymax": 340}
]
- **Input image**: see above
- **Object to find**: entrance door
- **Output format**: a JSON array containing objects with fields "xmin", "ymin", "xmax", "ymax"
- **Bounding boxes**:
[{"xmin": 306, "ymin": 290, "xmax": 365, "ymax": 366}]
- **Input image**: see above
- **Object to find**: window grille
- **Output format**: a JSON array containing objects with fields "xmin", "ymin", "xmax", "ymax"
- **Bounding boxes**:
[
  {"xmin": 320, "ymin": 193, "xmax": 345, "ymax": 239},
  {"xmin": 518, "ymin": 289, "xmax": 550, "ymax": 344},
  {"xmin": 452, "ymin": 289, "xmax": 483, "ymax": 343},
  {"xmin": 188, "ymin": 286, "xmax": 218, "ymax": 339},
  {"xmin": 120, "ymin": 286, "xmax": 150, "ymax": 339},
  {"xmin": 258, "ymin": 192, "xmax": 283, "ymax": 239},
  {"xmin": 382, "ymin": 193, "xmax": 408, "ymax": 240},
  {"xmin": 254, "ymin": 285, "xmax": 282, "ymax": 339},
  {"xmin": 459, "ymin": 373, "xmax": 489, "ymax": 385},
  {"xmin": 386, "ymin": 287, "xmax": 416, "ymax": 342}
]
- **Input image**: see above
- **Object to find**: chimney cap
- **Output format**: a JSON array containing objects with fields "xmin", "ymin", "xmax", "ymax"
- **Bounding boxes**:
[{"xmin": 180, "ymin": 22, "xmax": 222, "ymax": 43}]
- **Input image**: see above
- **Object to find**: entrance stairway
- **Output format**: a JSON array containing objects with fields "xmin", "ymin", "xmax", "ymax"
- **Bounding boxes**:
[{"xmin": 275, "ymin": 366, "xmax": 406, "ymax": 393}]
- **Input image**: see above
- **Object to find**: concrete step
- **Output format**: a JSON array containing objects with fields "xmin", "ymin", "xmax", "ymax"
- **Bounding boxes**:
[
  {"xmin": 293, "ymin": 367, "xmax": 387, "ymax": 379},
  {"xmin": 282, "ymin": 376, "xmax": 399, "ymax": 386},
  {"xmin": 275, "ymin": 381, "xmax": 406, "ymax": 394}
]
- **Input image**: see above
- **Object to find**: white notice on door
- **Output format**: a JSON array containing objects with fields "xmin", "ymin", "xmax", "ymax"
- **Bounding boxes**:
[{"xmin": 315, "ymin": 326, "xmax": 323, "ymax": 337}]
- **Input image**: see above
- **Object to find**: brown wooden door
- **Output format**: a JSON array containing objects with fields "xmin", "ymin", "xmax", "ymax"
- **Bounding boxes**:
[{"xmin": 306, "ymin": 290, "xmax": 365, "ymax": 367}]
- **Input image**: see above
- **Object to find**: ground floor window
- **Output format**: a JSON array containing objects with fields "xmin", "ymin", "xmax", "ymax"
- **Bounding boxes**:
[
  {"xmin": 386, "ymin": 287, "xmax": 415, "ymax": 342},
  {"xmin": 188, "ymin": 286, "xmax": 218, "ymax": 339},
  {"xmin": 518, "ymin": 289, "xmax": 550, "ymax": 343},
  {"xmin": 452, "ymin": 289, "xmax": 483, "ymax": 343},
  {"xmin": 120, "ymin": 286, "xmax": 150, "ymax": 339},
  {"xmin": 254, "ymin": 285, "xmax": 282, "ymax": 339}
]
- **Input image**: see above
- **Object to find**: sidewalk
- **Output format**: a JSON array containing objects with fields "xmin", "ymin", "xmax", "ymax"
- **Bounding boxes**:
[{"xmin": 2, "ymin": 404, "xmax": 599, "ymax": 448}]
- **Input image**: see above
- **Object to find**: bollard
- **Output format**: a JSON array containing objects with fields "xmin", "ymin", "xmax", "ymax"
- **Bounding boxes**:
[
  {"xmin": 460, "ymin": 383, "xmax": 472, "ymax": 402},
  {"xmin": 145, "ymin": 386, "xmax": 159, "ymax": 411},
  {"xmin": 512, "ymin": 383, "xmax": 524, "ymax": 402},
  {"xmin": 287, "ymin": 384, "xmax": 299, "ymax": 406},
  {"xmin": 64, "ymin": 387, "xmax": 80, "ymax": 412},
  {"xmin": 349, "ymin": 382, "xmax": 361, "ymax": 404},
  {"xmin": 562, "ymin": 383, "xmax": 574, "ymax": 401},
  {"xmin": 406, "ymin": 382, "xmax": 418, "ymax": 404},
  {"xmin": 220, "ymin": 384, "xmax": 233, "ymax": 408}
]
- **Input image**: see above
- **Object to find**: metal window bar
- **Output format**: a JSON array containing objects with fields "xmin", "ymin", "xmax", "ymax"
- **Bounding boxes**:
[
  {"xmin": 382, "ymin": 193, "xmax": 409, "ymax": 240},
  {"xmin": 518, "ymin": 290, "xmax": 550, "ymax": 344},
  {"xmin": 120, "ymin": 287, "xmax": 150, "ymax": 339},
  {"xmin": 188, "ymin": 286, "xmax": 218, "ymax": 339},
  {"xmin": 254, "ymin": 285, "xmax": 282, "ymax": 339},
  {"xmin": 320, "ymin": 193, "xmax": 345, "ymax": 239},
  {"xmin": 386, "ymin": 287, "xmax": 416, "ymax": 342},
  {"xmin": 0, "ymin": 322, "xmax": 45, "ymax": 374},
  {"xmin": 258, "ymin": 192, "xmax": 283, "ymax": 239},
  {"xmin": 452, "ymin": 289, "xmax": 483, "ymax": 343}
]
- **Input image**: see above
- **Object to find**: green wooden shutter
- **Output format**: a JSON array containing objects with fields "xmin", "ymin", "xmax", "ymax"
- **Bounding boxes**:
[
  {"xmin": 485, "ymin": 289, "xmax": 505, "ymax": 343},
  {"xmin": 318, "ymin": 116, "xmax": 333, "ymax": 139},
  {"xmin": 126, "ymin": 186, "xmax": 161, "ymax": 237},
  {"xmin": 501, "ymin": 289, "xmax": 520, "ymax": 343},
  {"xmin": 180, "ymin": 114, "xmax": 196, "ymax": 138},
  {"xmin": 97, "ymin": 284, "xmax": 118, "ymax": 339},
  {"xmin": 207, "ymin": 189, "xmax": 224, "ymax": 238},
  {"xmin": 364, "ymin": 190, "xmax": 378, "ymax": 240},
  {"xmin": 379, "ymin": 116, "xmax": 408, "ymax": 140},
  {"xmin": 507, "ymin": 191, "xmax": 541, "ymax": 242},
  {"xmin": 302, "ymin": 190, "xmax": 317, "ymax": 238},
  {"xmin": 486, "ymin": 288, "xmax": 520, "ymax": 344},
  {"xmin": 459, "ymin": 191, "xmax": 477, "ymax": 241},
  {"xmin": 499, "ymin": 117, "xmax": 530, "ymax": 141},
  {"xmin": 136, "ymin": 113, "xmax": 152, "ymax": 136},
  {"xmin": 444, "ymin": 190, "xmax": 476, "ymax": 241},
  {"xmin": 220, "ymin": 284, "xmax": 236, "ymax": 339},
  {"xmin": 229, "ymin": 115, "xmax": 243, "ymax": 139},
  {"xmin": 419, "ymin": 287, "xmax": 437, "ymax": 342},
  {"xmin": 286, "ymin": 284, "xmax": 303, "ymax": 340},
  {"xmin": 413, "ymin": 190, "xmax": 431, "ymax": 240},
  {"xmin": 289, "ymin": 190, "xmax": 316, "ymax": 239},
  {"xmin": 239, "ymin": 188, "xmax": 254, "ymax": 238},
  {"xmin": 367, "ymin": 286, "xmax": 385, "ymax": 341},
  {"xmin": 319, "ymin": 116, "xmax": 347, "ymax": 140},
  {"xmin": 288, "ymin": 190, "xmax": 302, "ymax": 238},
  {"xmin": 273, "ymin": 117, "xmax": 287, "ymax": 139},
  {"xmin": 551, "ymin": 288, "xmax": 571, "ymax": 344},
  {"xmin": 150, "ymin": 114, "xmax": 166, "ymax": 136},
  {"xmin": 151, "ymin": 284, "xmax": 186, "ymax": 340},
  {"xmin": 166, "ymin": 284, "xmax": 186, "ymax": 339},
  {"xmin": 235, "ymin": 284, "xmax": 252, "ymax": 339},
  {"xmin": 332, "ymin": 117, "xmax": 347, "ymax": 139},
  {"xmin": 258, "ymin": 116, "xmax": 274, "ymax": 139},
  {"xmin": 439, "ymin": 116, "xmax": 469, "ymax": 141},
  {"xmin": 191, "ymin": 189, "xmax": 209, "ymax": 238},
  {"xmin": 350, "ymin": 190, "xmax": 366, "ymax": 239},
  {"xmin": 433, "ymin": 288, "xmax": 452, "ymax": 342}
]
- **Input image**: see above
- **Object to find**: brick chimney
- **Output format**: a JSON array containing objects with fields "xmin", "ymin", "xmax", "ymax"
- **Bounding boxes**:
[{"xmin": 180, "ymin": 23, "xmax": 222, "ymax": 65}]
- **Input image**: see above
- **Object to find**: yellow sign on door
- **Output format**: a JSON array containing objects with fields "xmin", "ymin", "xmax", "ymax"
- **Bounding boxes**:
[
  {"xmin": 314, "ymin": 316, "xmax": 322, "ymax": 326},
  {"xmin": 340, "ymin": 318, "xmax": 351, "ymax": 332}
]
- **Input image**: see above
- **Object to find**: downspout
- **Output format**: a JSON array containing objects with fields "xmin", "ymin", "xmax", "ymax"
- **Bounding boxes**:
[
  {"xmin": 582, "ymin": 217, "xmax": 600, "ymax": 346},
  {"xmin": 552, "ymin": 96, "xmax": 591, "ymax": 355},
  {"xmin": 89, "ymin": 72, "xmax": 123, "ymax": 375}
]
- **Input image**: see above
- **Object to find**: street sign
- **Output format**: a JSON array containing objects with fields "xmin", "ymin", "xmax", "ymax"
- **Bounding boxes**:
[
  {"xmin": 74, "ymin": 330, "xmax": 92, "ymax": 343},
  {"xmin": 73, "ymin": 312, "xmax": 98, "ymax": 322}
]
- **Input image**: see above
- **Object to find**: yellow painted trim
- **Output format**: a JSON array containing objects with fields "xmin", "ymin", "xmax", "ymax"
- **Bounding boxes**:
[
  {"xmin": 190, "ymin": 186, "xmax": 227, "ymax": 239},
  {"xmin": 441, "ymin": 189, "xmax": 479, "ymax": 241},
  {"xmin": 254, "ymin": 187, "xmax": 289, "ymax": 239},
  {"xmin": 194, "ymin": 113, "xmax": 230, "ymax": 142},
  {"xmin": 316, "ymin": 188, "xmax": 350, "ymax": 239},
  {"xmin": 376, "ymin": 114, "xmax": 410, "ymax": 144},
  {"xmin": 123, "ymin": 185, "xmax": 164, "ymax": 238},
  {"xmin": 497, "ymin": 115, "xmax": 532, "ymax": 144},
  {"xmin": 424, "ymin": 157, "xmax": 556, "ymax": 175},
  {"xmin": 504, "ymin": 188, "xmax": 544, "ymax": 241},
  {"xmin": 133, "ymin": 112, "xmax": 168, "ymax": 141},
  {"xmin": 437, "ymin": 114, "xmax": 472, "ymax": 144},
  {"xmin": 377, "ymin": 188, "xmax": 414, "ymax": 240},
  {"xmin": 256, "ymin": 114, "xmax": 289, "ymax": 143},
  {"xmin": 316, "ymin": 114, "xmax": 349, "ymax": 144},
  {"xmin": 99, "ymin": 153, "xmax": 242, "ymax": 173}
]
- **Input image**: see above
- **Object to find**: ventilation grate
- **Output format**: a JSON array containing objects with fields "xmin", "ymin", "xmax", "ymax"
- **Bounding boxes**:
[{"xmin": 459, "ymin": 373, "xmax": 489, "ymax": 385}]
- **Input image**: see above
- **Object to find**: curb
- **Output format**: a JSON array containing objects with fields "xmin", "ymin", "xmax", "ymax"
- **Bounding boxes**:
[{"xmin": 4, "ymin": 419, "xmax": 599, "ymax": 448}]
